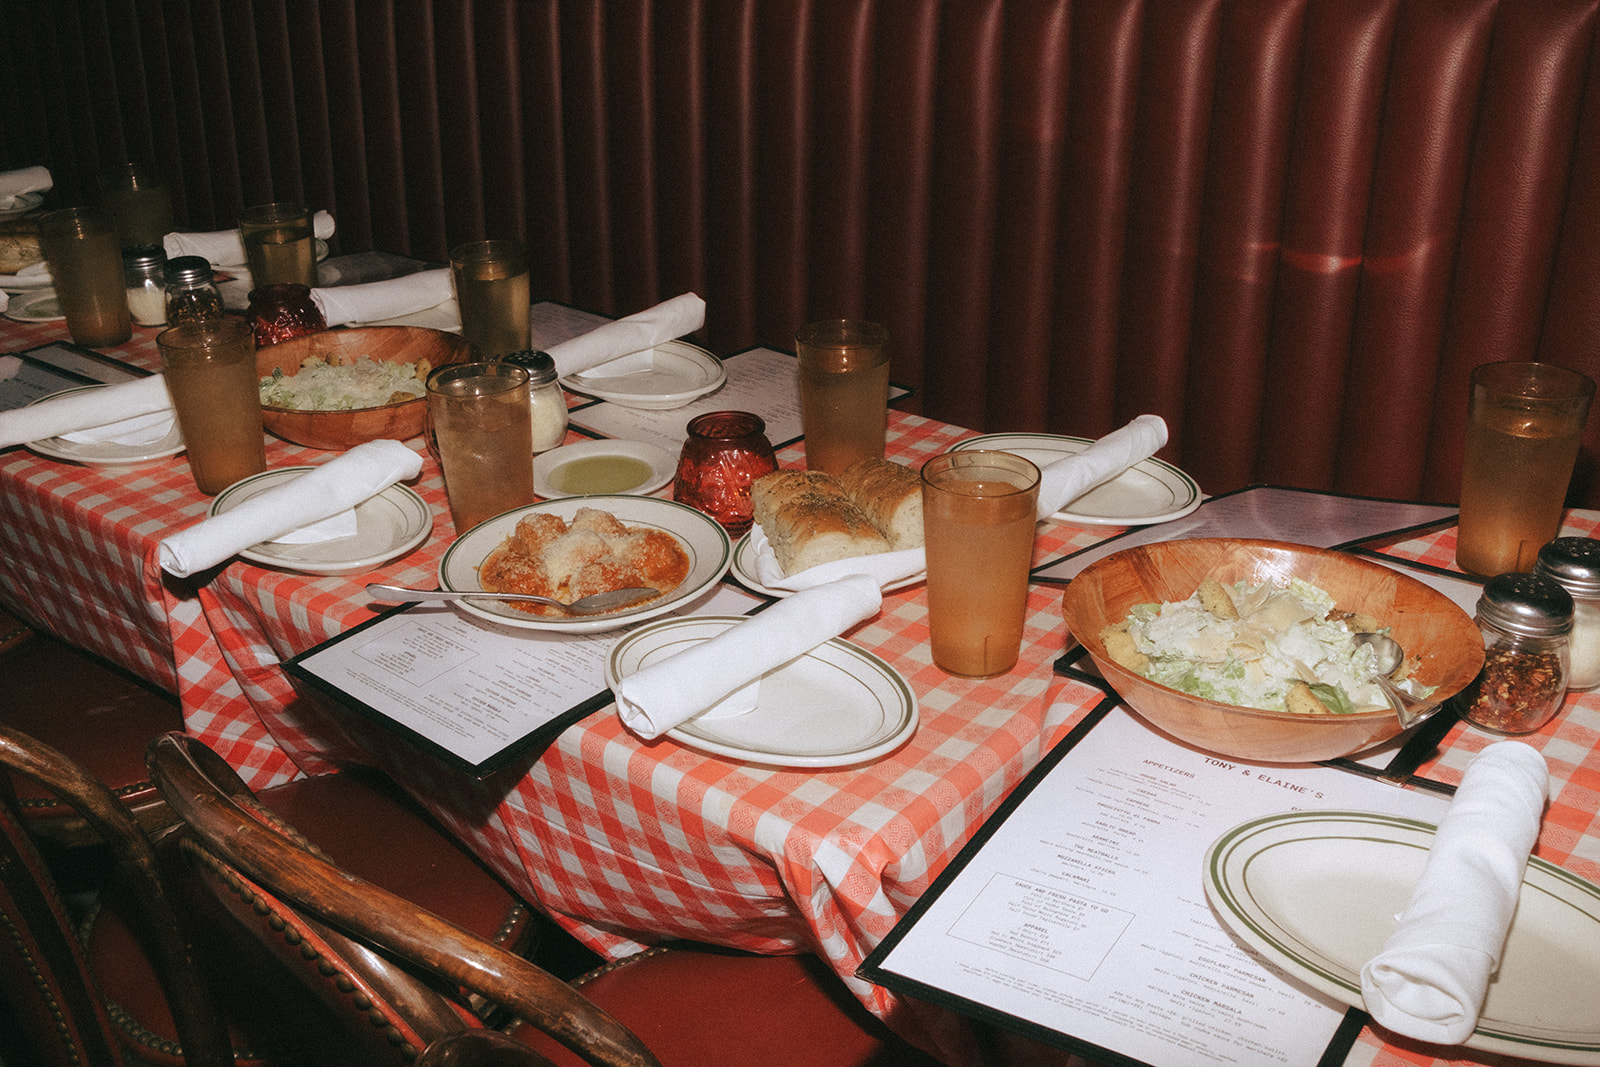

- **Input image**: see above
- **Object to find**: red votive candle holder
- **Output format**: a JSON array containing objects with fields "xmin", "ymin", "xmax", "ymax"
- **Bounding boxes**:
[
  {"xmin": 673, "ymin": 411, "xmax": 778, "ymax": 536},
  {"xmin": 247, "ymin": 283, "xmax": 326, "ymax": 346}
]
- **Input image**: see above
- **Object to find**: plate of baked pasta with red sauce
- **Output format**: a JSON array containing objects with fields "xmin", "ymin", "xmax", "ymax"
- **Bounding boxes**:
[{"xmin": 438, "ymin": 495, "xmax": 733, "ymax": 633}]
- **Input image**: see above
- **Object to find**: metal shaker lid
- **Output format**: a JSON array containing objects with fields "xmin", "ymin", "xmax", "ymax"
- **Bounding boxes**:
[
  {"xmin": 1535, "ymin": 537, "xmax": 1600, "ymax": 598},
  {"xmin": 165, "ymin": 255, "xmax": 215, "ymax": 287},
  {"xmin": 1476, "ymin": 572, "xmax": 1575, "ymax": 637},
  {"xmin": 503, "ymin": 350, "xmax": 558, "ymax": 387}
]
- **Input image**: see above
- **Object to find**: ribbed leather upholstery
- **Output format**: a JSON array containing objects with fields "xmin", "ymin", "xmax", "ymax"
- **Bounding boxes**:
[{"xmin": 4, "ymin": 0, "xmax": 1598, "ymax": 505}]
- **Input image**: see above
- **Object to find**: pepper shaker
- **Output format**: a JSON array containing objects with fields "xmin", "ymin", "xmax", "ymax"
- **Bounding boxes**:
[
  {"xmin": 1460, "ymin": 572, "xmax": 1573, "ymax": 735},
  {"xmin": 164, "ymin": 255, "xmax": 226, "ymax": 326}
]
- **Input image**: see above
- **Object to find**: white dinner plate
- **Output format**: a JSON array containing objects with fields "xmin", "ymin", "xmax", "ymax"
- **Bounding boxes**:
[
  {"xmin": 24, "ymin": 385, "xmax": 187, "ymax": 467},
  {"xmin": 952, "ymin": 432, "xmax": 1201, "ymax": 525},
  {"xmin": 729, "ymin": 531, "xmax": 925, "ymax": 599},
  {"xmin": 438, "ymin": 494, "xmax": 732, "ymax": 634},
  {"xmin": 534, "ymin": 439, "xmax": 677, "ymax": 499},
  {"xmin": 561, "ymin": 339, "xmax": 727, "ymax": 409},
  {"xmin": 607, "ymin": 615, "xmax": 918, "ymax": 767},
  {"xmin": 4, "ymin": 287, "xmax": 63, "ymax": 322},
  {"xmin": 1205, "ymin": 809, "xmax": 1600, "ymax": 1065},
  {"xmin": 208, "ymin": 467, "xmax": 433, "ymax": 576}
]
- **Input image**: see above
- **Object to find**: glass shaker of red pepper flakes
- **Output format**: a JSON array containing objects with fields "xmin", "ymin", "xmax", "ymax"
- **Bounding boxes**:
[
  {"xmin": 1460, "ymin": 572, "xmax": 1574, "ymax": 735},
  {"xmin": 673, "ymin": 411, "xmax": 778, "ymax": 536}
]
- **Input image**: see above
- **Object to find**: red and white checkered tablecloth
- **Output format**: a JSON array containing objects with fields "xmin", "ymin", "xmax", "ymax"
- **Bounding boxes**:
[{"xmin": 8, "ymin": 312, "xmax": 1600, "ymax": 1067}]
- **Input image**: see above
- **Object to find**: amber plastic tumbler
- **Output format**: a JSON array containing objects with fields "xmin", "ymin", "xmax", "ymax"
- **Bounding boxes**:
[
  {"xmin": 1456, "ymin": 361, "xmax": 1595, "ymax": 577},
  {"xmin": 796, "ymin": 319, "xmax": 890, "ymax": 476},
  {"xmin": 922, "ymin": 450, "xmax": 1041, "ymax": 678},
  {"xmin": 239, "ymin": 202, "xmax": 317, "ymax": 288},
  {"xmin": 157, "ymin": 319, "xmax": 267, "ymax": 495},
  {"xmin": 427, "ymin": 362, "xmax": 536, "ymax": 532},
  {"xmin": 37, "ymin": 208, "xmax": 133, "ymax": 347},
  {"xmin": 99, "ymin": 162, "xmax": 175, "ymax": 250},
  {"xmin": 450, "ymin": 240, "xmax": 531, "ymax": 361}
]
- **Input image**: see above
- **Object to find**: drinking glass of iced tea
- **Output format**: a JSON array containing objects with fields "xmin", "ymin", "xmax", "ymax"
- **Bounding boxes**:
[
  {"xmin": 795, "ymin": 319, "xmax": 890, "ymax": 476},
  {"xmin": 1456, "ymin": 361, "xmax": 1595, "ymax": 577},
  {"xmin": 426, "ymin": 362, "xmax": 537, "ymax": 532},
  {"xmin": 921, "ymin": 449, "xmax": 1040, "ymax": 678},
  {"xmin": 450, "ymin": 240, "xmax": 531, "ymax": 361},
  {"xmin": 238, "ymin": 202, "xmax": 317, "ymax": 288},
  {"xmin": 157, "ymin": 318, "xmax": 267, "ymax": 495}
]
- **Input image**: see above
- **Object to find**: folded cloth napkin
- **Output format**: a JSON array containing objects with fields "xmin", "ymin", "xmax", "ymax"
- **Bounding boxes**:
[
  {"xmin": 750, "ymin": 523, "xmax": 928, "ymax": 593},
  {"xmin": 157, "ymin": 439, "xmax": 423, "ymax": 577},
  {"xmin": 547, "ymin": 292, "xmax": 706, "ymax": 378},
  {"xmin": 0, "ymin": 375, "xmax": 173, "ymax": 449},
  {"xmin": 163, "ymin": 211, "xmax": 337, "ymax": 267},
  {"xmin": 1035, "ymin": 414, "xmax": 1168, "ymax": 519},
  {"xmin": 615, "ymin": 574, "xmax": 883, "ymax": 739},
  {"xmin": 312, "ymin": 269, "xmax": 454, "ymax": 327},
  {"xmin": 0, "ymin": 165, "xmax": 51, "ymax": 207},
  {"xmin": 1359, "ymin": 741, "xmax": 1549, "ymax": 1045},
  {"xmin": 61, "ymin": 409, "xmax": 174, "ymax": 446}
]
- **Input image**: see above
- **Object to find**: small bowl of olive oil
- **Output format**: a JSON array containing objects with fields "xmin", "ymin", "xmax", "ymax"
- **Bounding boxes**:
[{"xmin": 534, "ymin": 439, "xmax": 677, "ymax": 499}]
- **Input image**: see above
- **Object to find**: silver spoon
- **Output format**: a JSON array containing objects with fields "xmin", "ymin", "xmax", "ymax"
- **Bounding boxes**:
[
  {"xmin": 1353, "ymin": 632, "xmax": 1441, "ymax": 728},
  {"xmin": 365, "ymin": 583, "xmax": 660, "ymax": 616}
]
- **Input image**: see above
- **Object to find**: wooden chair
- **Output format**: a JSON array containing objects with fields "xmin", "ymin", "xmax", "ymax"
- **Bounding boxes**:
[
  {"xmin": 0, "ymin": 617, "xmax": 544, "ymax": 1067},
  {"xmin": 416, "ymin": 1030, "xmax": 560, "ymax": 1067},
  {"xmin": 84, "ymin": 752, "xmax": 543, "ymax": 1066},
  {"xmin": 0, "ymin": 608, "xmax": 182, "ymax": 845},
  {"xmin": 0, "ymin": 723, "xmax": 233, "ymax": 1067},
  {"xmin": 148, "ymin": 731, "xmax": 950, "ymax": 1067}
]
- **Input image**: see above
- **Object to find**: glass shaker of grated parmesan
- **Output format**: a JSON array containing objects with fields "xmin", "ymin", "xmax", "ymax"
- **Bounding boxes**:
[
  {"xmin": 122, "ymin": 246, "xmax": 167, "ymax": 326},
  {"xmin": 1535, "ymin": 537, "xmax": 1600, "ymax": 689},
  {"xmin": 502, "ymin": 350, "xmax": 568, "ymax": 452}
]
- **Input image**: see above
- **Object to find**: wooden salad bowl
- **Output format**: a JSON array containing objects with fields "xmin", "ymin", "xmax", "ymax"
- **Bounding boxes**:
[
  {"xmin": 1060, "ymin": 538, "xmax": 1485, "ymax": 763},
  {"xmin": 256, "ymin": 326, "xmax": 471, "ymax": 451}
]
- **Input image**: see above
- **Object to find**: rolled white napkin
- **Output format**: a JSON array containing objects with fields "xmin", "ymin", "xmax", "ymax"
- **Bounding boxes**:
[
  {"xmin": 157, "ymin": 439, "xmax": 423, "ymax": 577},
  {"xmin": 0, "ymin": 261, "xmax": 54, "ymax": 293},
  {"xmin": 749, "ymin": 523, "xmax": 927, "ymax": 593},
  {"xmin": 61, "ymin": 410, "xmax": 174, "ymax": 446},
  {"xmin": 1359, "ymin": 741, "xmax": 1549, "ymax": 1045},
  {"xmin": 0, "ymin": 375, "xmax": 173, "ymax": 449},
  {"xmin": 616, "ymin": 574, "xmax": 883, "ymax": 739},
  {"xmin": 0, "ymin": 165, "xmax": 51, "ymax": 207},
  {"xmin": 548, "ymin": 292, "xmax": 706, "ymax": 378},
  {"xmin": 312, "ymin": 269, "xmax": 454, "ymax": 327},
  {"xmin": 1036, "ymin": 414, "xmax": 1168, "ymax": 519},
  {"xmin": 163, "ymin": 210, "xmax": 337, "ymax": 267}
]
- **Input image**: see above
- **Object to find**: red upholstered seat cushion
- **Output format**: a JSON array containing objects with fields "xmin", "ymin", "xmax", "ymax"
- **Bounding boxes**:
[
  {"xmin": 0, "ymin": 630, "xmax": 181, "ymax": 828},
  {"xmin": 513, "ymin": 948, "xmax": 946, "ymax": 1067}
]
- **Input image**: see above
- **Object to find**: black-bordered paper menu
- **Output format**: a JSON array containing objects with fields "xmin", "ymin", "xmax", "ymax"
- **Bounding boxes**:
[
  {"xmin": 0, "ymin": 342, "xmax": 147, "ymax": 412},
  {"xmin": 860, "ymin": 703, "xmax": 1452, "ymax": 1067},
  {"xmin": 285, "ymin": 583, "xmax": 763, "ymax": 777}
]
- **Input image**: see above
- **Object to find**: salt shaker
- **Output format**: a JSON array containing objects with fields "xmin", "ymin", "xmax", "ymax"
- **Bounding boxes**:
[
  {"xmin": 1460, "ymin": 572, "xmax": 1573, "ymax": 735},
  {"xmin": 1534, "ymin": 536, "xmax": 1600, "ymax": 689},
  {"xmin": 673, "ymin": 411, "xmax": 778, "ymax": 536},
  {"xmin": 164, "ymin": 255, "xmax": 226, "ymax": 326},
  {"xmin": 122, "ymin": 245, "xmax": 167, "ymax": 326},
  {"xmin": 501, "ymin": 350, "xmax": 568, "ymax": 452}
]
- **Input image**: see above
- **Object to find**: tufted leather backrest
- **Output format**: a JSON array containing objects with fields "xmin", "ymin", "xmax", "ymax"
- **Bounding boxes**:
[{"xmin": 5, "ymin": 0, "xmax": 1598, "ymax": 504}]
